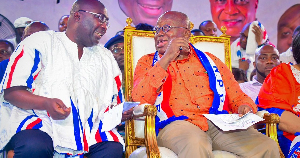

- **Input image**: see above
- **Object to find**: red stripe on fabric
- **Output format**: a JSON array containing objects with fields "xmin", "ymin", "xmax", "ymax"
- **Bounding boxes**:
[
  {"xmin": 160, "ymin": 70, "xmax": 174, "ymax": 118},
  {"xmin": 104, "ymin": 107, "xmax": 109, "ymax": 113},
  {"xmin": 223, "ymin": 93, "xmax": 230, "ymax": 112},
  {"xmin": 33, "ymin": 71, "xmax": 40, "ymax": 80},
  {"xmin": 283, "ymin": 131, "xmax": 296, "ymax": 141},
  {"xmin": 83, "ymin": 130, "xmax": 89, "ymax": 152},
  {"xmin": 114, "ymin": 76, "xmax": 121, "ymax": 90},
  {"xmin": 263, "ymin": 30, "xmax": 267, "ymax": 40},
  {"xmin": 95, "ymin": 129, "xmax": 102, "ymax": 143},
  {"xmin": 26, "ymin": 118, "xmax": 42, "ymax": 129},
  {"xmin": 7, "ymin": 47, "xmax": 24, "ymax": 88},
  {"xmin": 108, "ymin": 130, "xmax": 119, "ymax": 142}
]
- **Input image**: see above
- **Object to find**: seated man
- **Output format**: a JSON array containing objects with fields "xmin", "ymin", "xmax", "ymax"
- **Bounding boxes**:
[
  {"xmin": 132, "ymin": 11, "xmax": 279, "ymax": 158},
  {"xmin": 240, "ymin": 45, "xmax": 280, "ymax": 102},
  {"xmin": 258, "ymin": 30, "xmax": 300, "ymax": 157},
  {"xmin": 0, "ymin": 0, "xmax": 124, "ymax": 157}
]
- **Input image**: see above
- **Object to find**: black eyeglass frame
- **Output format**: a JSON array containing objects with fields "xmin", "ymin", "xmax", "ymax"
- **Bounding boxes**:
[
  {"xmin": 78, "ymin": 10, "xmax": 109, "ymax": 27},
  {"xmin": 153, "ymin": 24, "xmax": 188, "ymax": 35}
]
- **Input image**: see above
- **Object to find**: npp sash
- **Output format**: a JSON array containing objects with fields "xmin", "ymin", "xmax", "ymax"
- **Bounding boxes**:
[{"xmin": 153, "ymin": 44, "xmax": 228, "ymax": 133}]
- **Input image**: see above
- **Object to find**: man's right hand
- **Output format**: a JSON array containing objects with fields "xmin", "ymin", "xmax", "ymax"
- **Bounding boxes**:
[
  {"xmin": 159, "ymin": 37, "xmax": 190, "ymax": 70},
  {"xmin": 44, "ymin": 98, "xmax": 71, "ymax": 120}
]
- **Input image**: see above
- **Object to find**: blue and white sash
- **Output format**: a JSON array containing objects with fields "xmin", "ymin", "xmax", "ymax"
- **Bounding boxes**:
[{"xmin": 153, "ymin": 44, "xmax": 228, "ymax": 132}]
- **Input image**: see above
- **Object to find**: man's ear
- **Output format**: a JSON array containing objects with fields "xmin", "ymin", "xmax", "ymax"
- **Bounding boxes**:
[
  {"xmin": 185, "ymin": 29, "xmax": 191, "ymax": 39},
  {"xmin": 73, "ymin": 12, "xmax": 81, "ymax": 21},
  {"xmin": 253, "ymin": 61, "xmax": 256, "ymax": 68}
]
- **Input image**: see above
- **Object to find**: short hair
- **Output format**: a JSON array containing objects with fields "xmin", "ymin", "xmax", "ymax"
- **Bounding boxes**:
[
  {"xmin": 0, "ymin": 39, "xmax": 15, "ymax": 51},
  {"xmin": 191, "ymin": 29, "xmax": 204, "ymax": 35},
  {"xmin": 199, "ymin": 20, "xmax": 214, "ymax": 30},
  {"xmin": 232, "ymin": 68, "xmax": 248, "ymax": 83},
  {"xmin": 292, "ymin": 30, "xmax": 300, "ymax": 64},
  {"xmin": 135, "ymin": 23, "xmax": 154, "ymax": 31}
]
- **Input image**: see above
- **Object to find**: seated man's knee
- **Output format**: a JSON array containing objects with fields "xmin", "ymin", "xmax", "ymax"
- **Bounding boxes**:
[
  {"xmin": 86, "ymin": 141, "xmax": 123, "ymax": 158},
  {"xmin": 11, "ymin": 130, "xmax": 53, "ymax": 158}
]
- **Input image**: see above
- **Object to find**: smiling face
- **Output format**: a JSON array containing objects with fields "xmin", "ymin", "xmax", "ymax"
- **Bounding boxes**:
[
  {"xmin": 277, "ymin": 4, "xmax": 300, "ymax": 54},
  {"xmin": 118, "ymin": 0, "xmax": 173, "ymax": 26},
  {"xmin": 209, "ymin": 0, "xmax": 257, "ymax": 42},
  {"xmin": 75, "ymin": 4, "xmax": 109, "ymax": 47}
]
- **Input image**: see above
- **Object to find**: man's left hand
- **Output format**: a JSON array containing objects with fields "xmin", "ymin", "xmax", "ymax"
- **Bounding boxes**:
[
  {"xmin": 252, "ymin": 25, "xmax": 264, "ymax": 45},
  {"xmin": 238, "ymin": 104, "xmax": 253, "ymax": 117}
]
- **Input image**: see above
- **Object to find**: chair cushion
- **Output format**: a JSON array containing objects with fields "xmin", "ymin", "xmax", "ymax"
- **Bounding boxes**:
[
  {"xmin": 129, "ymin": 147, "xmax": 178, "ymax": 158},
  {"xmin": 129, "ymin": 147, "xmax": 237, "ymax": 158}
]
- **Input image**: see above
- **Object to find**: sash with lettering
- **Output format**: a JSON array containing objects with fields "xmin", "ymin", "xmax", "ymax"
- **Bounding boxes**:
[{"xmin": 153, "ymin": 43, "xmax": 228, "ymax": 134}]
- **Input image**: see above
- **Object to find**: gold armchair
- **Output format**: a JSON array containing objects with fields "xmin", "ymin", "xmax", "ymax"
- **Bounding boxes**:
[{"xmin": 123, "ymin": 17, "xmax": 283, "ymax": 158}]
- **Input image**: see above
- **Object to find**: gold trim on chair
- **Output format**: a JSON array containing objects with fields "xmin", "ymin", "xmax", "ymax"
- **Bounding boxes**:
[
  {"xmin": 124, "ymin": 17, "xmax": 160, "ymax": 158},
  {"xmin": 189, "ymin": 35, "xmax": 231, "ymax": 70}
]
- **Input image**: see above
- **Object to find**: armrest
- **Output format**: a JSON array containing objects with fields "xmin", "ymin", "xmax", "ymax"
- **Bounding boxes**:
[
  {"xmin": 144, "ymin": 104, "xmax": 160, "ymax": 158},
  {"xmin": 263, "ymin": 113, "xmax": 285, "ymax": 158}
]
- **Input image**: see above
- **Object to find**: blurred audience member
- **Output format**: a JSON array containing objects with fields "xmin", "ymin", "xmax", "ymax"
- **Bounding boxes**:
[
  {"xmin": 115, "ymin": 30, "xmax": 124, "ymax": 36},
  {"xmin": 209, "ymin": 0, "xmax": 258, "ymax": 44},
  {"xmin": 58, "ymin": 15, "xmax": 69, "ymax": 32},
  {"xmin": 257, "ymin": 29, "xmax": 300, "ymax": 157},
  {"xmin": 240, "ymin": 45, "xmax": 280, "ymax": 102},
  {"xmin": 191, "ymin": 29, "xmax": 204, "ymax": 36},
  {"xmin": 280, "ymin": 25, "xmax": 300, "ymax": 65},
  {"xmin": 135, "ymin": 23, "xmax": 154, "ymax": 31},
  {"xmin": 22, "ymin": 21, "xmax": 50, "ymax": 40},
  {"xmin": 13, "ymin": 17, "xmax": 32, "ymax": 44},
  {"xmin": 104, "ymin": 35, "xmax": 124, "ymax": 77},
  {"xmin": 232, "ymin": 68, "xmax": 248, "ymax": 83},
  {"xmin": 0, "ymin": 40, "xmax": 14, "ymax": 62},
  {"xmin": 277, "ymin": 4, "xmax": 300, "ymax": 54},
  {"xmin": 231, "ymin": 21, "xmax": 269, "ymax": 80},
  {"xmin": 199, "ymin": 20, "xmax": 217, "ymax": 37}
]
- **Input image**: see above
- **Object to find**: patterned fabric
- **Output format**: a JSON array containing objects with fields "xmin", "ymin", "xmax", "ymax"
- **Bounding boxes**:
[
  {"xmin": 0, "ymin": 31, "xmax": 124, "ymax": 156},
  {"xmin": 132, "ymin": 44, "xmax": 256, "ymax": 131},
  {"xmin": 152, "ymin": 44, "xmax": 228, "ymax": 132},
  {"xmin": 258, "ymin": 63, "xmax": 300, "ymax": 157},
  {"xmin": 289, "ymin": 134, "xmax": 300, "ymax": 158}
]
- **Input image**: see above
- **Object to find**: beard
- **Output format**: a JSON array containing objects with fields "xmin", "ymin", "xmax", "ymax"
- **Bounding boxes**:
[{"xmin": 256, "ymin": 67, "xmax": 266, "ymax": 78}]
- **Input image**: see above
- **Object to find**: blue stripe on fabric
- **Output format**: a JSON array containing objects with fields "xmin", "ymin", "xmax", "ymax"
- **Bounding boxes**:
[
  {"xmin": 192, "ymin": 44, "xmax": 227, "ymax": 114},
  {"xmin": 98, "ymin": 120, "xmax": 108, "ymax": 141},
  {"xmin": 16, "ymin": 115, "xmax": 35, "ymax": 133},
  {"xmin": 88, "ymin": 109, "xmax": 93, "ymax": 132},
  {"xmin": 26, "ymin": 49, "xmax": 40, "ymax": 89},
  {"xmin": 71, "ymin": 98, "xmax": 83, "ymax": 151},
  {"xmin": 288, "ymin": 142, "xmax": 300, "ymax": 158},
  {"xmin": 118, "ymin": 90, "xmax": 123, "ymax": 103}
]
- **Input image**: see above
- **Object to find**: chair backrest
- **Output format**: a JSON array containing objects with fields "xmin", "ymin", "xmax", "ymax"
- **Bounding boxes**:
[{"xmin": 123, "ymin": 17, "xmax": 231, "ymax": 157}]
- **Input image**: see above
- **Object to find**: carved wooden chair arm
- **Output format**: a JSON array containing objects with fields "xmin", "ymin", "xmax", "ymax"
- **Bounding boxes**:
[{"xmin": 263, "ymin": 113, "xmax": 285, "ymax": 158}]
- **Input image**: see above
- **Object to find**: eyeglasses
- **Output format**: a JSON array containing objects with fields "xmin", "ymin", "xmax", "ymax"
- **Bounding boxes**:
[
  {"xmin": 111, "ymin": 47, "xmax": 124, "ymax": 54},
  {"xmin": 153, "ymin": 24, "xmax": 188, "ymax": 35},
  {"xmin": 78, "ymin": 10, "xmax": 109, "ymax": 27}
]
